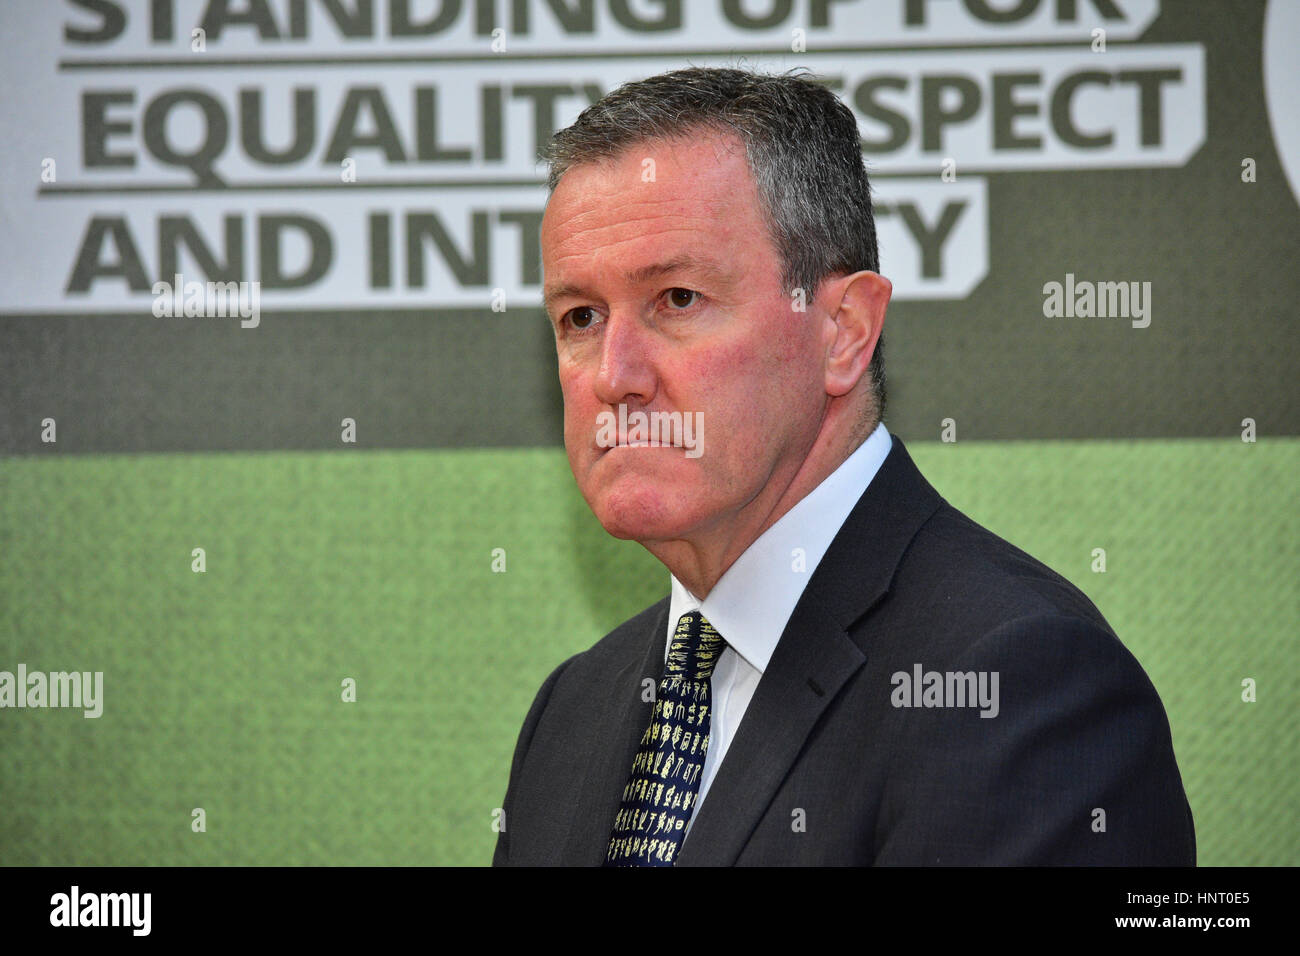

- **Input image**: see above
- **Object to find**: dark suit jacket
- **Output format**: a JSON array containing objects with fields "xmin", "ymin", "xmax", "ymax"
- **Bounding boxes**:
[{"xmin": 493, "ymin": 436, "xmax": 1196, "ymax": 865}]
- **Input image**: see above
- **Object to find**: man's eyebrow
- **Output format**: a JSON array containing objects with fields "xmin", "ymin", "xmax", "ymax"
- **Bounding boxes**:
[
  {"xmin": 543, "ymin": 255, "xmax": 731, "ymax": 312},
  {"xmin": 543, "ymin": 254, "xmax": 738, "ymax": 314},
  {"xmin": 543, "ymin": 282, "xmax": 588, "ymax": 314},
  {"xmin": 626, "ymin": 255, "xmax": 729, "ymax": 286}
]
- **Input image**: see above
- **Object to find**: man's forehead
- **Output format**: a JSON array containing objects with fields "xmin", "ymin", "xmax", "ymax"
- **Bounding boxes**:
[
  {"xmin": 543, "ymin": 133, "xmax": 759, "ymax": 254},
  {"xmin": 545, "ymin": 131, "xmax": 751, "ymax": 219},
  {"xmin": 578, "ymin": 127, "xmax": 746, "ymax": 179}
]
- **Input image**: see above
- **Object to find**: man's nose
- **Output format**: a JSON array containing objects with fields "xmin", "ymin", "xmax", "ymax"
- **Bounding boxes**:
[{"xmin": 593, "ymin": 310, "xmax": 656, "ymax": 407}]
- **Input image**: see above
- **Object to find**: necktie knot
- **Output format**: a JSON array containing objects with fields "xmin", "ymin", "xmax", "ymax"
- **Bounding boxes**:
[{"xmin": 664, "ymin": 611, "xmax": 726, "ymax": 681}]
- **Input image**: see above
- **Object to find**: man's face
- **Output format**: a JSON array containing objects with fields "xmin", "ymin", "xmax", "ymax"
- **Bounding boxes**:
[{"xmin": 541, "ymin": 131, "xmax": 832, "ymax": 549}]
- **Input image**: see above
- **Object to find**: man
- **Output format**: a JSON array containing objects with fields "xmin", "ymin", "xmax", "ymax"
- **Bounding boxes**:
[{"xmin": 493, "ymin": 67, "xmax": 1195, "ymax": 866}]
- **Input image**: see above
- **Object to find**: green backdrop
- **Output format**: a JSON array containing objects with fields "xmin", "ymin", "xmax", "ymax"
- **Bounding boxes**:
[{"xmin": 1, "ymin": 438, "xmax": 1294, "ymax": 865}]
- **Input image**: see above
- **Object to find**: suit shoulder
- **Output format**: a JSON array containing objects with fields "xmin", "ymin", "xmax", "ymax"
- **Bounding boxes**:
[
  {"xmin": 875, "ymin": 499, "xmax": 1170, "ymax": 719},
  {"xmin": 895, "ymin": 500, "xmax": 1112, "ymax": 635}
]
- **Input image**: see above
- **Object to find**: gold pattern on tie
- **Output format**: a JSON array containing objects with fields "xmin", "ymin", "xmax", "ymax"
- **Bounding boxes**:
[{"xmin": 605, "ymin": 610, "xmax": 726, "ymax": 866}]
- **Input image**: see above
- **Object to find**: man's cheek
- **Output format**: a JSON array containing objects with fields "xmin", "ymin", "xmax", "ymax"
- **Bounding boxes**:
[
  {"xmin": 675, "ymin": 349, "xmax": 753, "ymax": 420},
  {"xmin": 561, "ymin": 412, "xmax": 591, "ymax": 463}
]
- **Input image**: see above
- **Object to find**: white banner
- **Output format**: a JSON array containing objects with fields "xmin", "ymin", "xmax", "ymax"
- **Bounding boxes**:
[{"xmin": 0, "ymin": 1, "xmax": 1202, "ymax": 313}]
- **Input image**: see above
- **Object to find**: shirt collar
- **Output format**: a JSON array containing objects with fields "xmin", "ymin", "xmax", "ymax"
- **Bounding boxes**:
[{"xmin": 667, "ymin": 422, "xmax": 893, "ymax": 672}]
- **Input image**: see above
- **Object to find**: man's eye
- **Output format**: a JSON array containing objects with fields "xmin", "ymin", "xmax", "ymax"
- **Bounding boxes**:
[
  {"xmin": 566, "ymin": 307, "xmax": 599, "ymax": 330},
  {"xmin": 666, "ymin": 288, "xmax": 699, "ymax": 309}
]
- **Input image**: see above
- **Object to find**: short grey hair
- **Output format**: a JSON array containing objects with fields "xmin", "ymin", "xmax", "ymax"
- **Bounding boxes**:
[{"xmin": 542, "ymin": 66, "xmax": 886, "ymax": 424}]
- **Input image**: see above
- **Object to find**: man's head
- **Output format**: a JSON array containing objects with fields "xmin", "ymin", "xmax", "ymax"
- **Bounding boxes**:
[{"xmin": 540, "ymin": 67, "xmax": 891, "ymax": 591}]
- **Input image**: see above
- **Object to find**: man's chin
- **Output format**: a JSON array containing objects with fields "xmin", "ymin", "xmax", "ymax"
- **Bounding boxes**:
[{"xmin": 584, "ymin": 479, "xmax": 699, "ymax": 544}]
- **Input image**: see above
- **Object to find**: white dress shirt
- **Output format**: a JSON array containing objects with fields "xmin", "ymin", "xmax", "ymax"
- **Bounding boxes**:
[{"xmin": 666, "ymin": 422, "xmax": 893, "ymax": 835}]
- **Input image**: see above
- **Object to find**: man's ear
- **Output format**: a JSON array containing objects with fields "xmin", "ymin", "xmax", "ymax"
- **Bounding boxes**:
[{"xmin": 823, "ymin": 270, "xmax": 891, "ymax": 398}]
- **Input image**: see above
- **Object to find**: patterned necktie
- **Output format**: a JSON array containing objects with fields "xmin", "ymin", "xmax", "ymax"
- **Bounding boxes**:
[{"xmin": 605, "ymin": 610, "xmax": 726, "ymax": 866}]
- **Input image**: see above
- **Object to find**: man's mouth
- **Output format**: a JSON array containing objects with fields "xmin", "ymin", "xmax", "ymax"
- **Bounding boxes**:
[
  {"xmin": 590, "ymin": 406, "xmax": 704, "ymax": 458},
  {"xmin": 596, "ymin": 436, "xmax": 681, "ymax": 452}
]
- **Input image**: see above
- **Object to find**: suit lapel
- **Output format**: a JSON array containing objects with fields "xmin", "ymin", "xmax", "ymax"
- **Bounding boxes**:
[
  {"xmin": 675, "ymin": 600, "xmax": 864, "ymax": 865},
  {"xmin": 561, "ymin": 600, "xmax": 669, "ymax": 865},
  {"xmin": 676, "ymin": 436, "xmax": 945, "ymax": 865}
]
